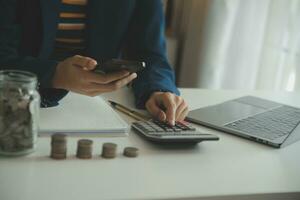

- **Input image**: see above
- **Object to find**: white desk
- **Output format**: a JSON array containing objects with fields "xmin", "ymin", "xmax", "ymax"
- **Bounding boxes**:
[{"xmin": 1, "ymin": 88, "xmax": 300, "ymax": 200}]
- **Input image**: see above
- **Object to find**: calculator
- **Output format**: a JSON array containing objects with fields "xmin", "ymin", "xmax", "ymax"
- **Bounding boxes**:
[{"xmin": 132, "ymin": 120, "xmax": 219, "ymax": 143}]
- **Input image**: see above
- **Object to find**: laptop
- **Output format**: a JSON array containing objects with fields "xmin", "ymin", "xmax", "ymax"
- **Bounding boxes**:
[{"xmin": 186, "ymin": 96, "xmax": 300, "ymax": 148}]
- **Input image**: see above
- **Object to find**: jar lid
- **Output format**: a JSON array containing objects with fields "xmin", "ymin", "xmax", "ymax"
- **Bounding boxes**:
[{"xmin": 0, "ymin": 70, "xmax": 37, "ymax": 88}]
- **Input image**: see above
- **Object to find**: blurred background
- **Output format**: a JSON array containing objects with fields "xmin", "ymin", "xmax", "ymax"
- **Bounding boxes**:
[{"xmin": 162, "ymin": 0, "xmax": 300, "ymax": 92}]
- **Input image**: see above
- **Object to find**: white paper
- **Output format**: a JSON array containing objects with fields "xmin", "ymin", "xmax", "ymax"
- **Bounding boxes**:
[{"xmin": 39, "ymin": 92, "xmax": 128, "ymax": 136}]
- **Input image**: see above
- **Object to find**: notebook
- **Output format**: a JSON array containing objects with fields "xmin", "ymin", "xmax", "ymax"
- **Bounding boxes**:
[{"xmin": 39, "ymin": 92, "xmax": 129, "ymax": 136}]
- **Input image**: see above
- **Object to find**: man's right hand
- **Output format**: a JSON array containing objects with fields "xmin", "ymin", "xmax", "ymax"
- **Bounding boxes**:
[{"xmin": 52, "ymin": 55, "xmax": 137, "ymax": 96}]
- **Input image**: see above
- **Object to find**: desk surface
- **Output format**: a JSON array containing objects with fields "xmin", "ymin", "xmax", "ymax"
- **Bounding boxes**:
[{"xmin": 1, "ymin": 88, "xmax": 300, "ymax": 200}]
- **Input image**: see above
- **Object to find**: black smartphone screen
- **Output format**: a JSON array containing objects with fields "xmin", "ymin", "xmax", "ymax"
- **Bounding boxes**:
[{"xmin": 93, "ymin": 59, "xmax": 146, "ymax": 74}]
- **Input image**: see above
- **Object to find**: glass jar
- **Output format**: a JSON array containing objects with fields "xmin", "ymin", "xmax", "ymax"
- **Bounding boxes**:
[{"xmin": 0, "ymin": 70, "xmax": 40, "ymax": 156}]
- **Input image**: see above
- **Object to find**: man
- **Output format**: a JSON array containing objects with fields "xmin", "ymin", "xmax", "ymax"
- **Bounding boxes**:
[{"xmin": 0, "ymin": 0, "xmax": 188, "ymax": 125}]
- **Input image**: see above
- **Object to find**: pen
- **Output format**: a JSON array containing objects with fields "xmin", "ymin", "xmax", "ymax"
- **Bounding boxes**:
[{"xmin": 108, "ymin": 101, "xmax": 151, "ymax": 121}]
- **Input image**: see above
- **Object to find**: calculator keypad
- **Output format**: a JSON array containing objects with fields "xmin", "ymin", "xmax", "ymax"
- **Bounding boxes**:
[{"xmin": 132, "ymin": 120, "xmax": 198, "ymax": 136}]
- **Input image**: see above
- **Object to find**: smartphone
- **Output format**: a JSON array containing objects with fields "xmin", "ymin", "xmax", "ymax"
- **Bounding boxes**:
[{"xmin": 93, "ymin": 59, "xmax": 146, "ymax": 74}]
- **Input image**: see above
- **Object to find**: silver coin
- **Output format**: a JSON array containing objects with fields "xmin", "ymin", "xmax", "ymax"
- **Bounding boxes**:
[{"xmin": 123, "ymin": 147, "xmax": 139, "ymax": 158}]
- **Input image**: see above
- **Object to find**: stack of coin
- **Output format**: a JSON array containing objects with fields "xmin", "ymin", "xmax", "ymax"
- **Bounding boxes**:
[
  {"xmin": 101, "ymin": 143, "xmax": 117, "ymax": 158},
  {"xmin": 50, "ymin": 134, "xmax": 67, "ymax": 159},
  {"xmin": 123, "ymin": 147, "xmax": 139, "ymax": 158},
  {"xmin": 76, "ymin": 139, "xmax": 93, "ymax": 159}
]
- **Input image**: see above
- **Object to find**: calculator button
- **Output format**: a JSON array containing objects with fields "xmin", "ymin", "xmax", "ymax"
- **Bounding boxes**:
[
  {"xmin": 145, "ymin": 127, "xmax": 155, "ymax": 131},
  {"xmin": 147, "ymin": 122, "xmax": 156, "ymax": 126},
  {"xmin": 187, "ymin": 127, "xmax": 196, "ymax": 131},
  {"xmin": 137, "ymin": 126, "xmax": 154, "ymax": 132},
  {"xmin": 135, "ymin": 124, "xmax": 146, "ymax": 129},
  {"xmin": 147, "ymin": 129, "xmax": 156, "ymax": 132},
  {"xmin": 151, "ymin": 124, "xmax": 162, "ymax": 129},
  {"xmin": 140, "ymin": 127, "xmax": 150, "ymax": 132},
  {"xmin": 176, "ymin": 125, "xmax": 188, "ymax": 130},
  {"xmin": 173, "ymin": 128, "xmax": 182, "ymax": 132},
  {"xmin": 154, "ymin": 128, "xmax": 165, "ymax": 132}
]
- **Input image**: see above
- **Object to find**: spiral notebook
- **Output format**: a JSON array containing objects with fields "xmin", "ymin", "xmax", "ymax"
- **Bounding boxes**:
[{"xmin": 39, "ymin": 92, "xmax": 129, "ymax": 136}]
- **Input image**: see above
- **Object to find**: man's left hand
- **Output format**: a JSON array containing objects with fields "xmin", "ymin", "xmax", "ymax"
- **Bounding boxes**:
[{"xmin": 145, "ymin": 92, "xmax": 189, "ymax": 126}]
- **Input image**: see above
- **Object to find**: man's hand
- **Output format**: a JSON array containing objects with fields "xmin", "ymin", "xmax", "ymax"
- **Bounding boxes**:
[
  {"xmin": 145, "ymin": 92, "xmax": 189, "ymax": 125},
  {"xmin": 52, "ymin": 55, "xmax": 137, "ymax": 96}
]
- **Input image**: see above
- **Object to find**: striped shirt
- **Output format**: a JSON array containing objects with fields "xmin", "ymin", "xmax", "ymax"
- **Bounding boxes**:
[{"xmin": 51, "ymin": 0, "xmax": 88, "ymax": 61}]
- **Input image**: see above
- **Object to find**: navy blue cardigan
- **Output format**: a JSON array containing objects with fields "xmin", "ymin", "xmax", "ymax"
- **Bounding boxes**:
[{"xmin": 0, "ymin": 0, "xmax": 179, "ymax": 108}]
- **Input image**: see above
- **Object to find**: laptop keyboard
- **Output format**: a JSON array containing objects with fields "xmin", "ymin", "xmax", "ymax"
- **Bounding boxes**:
[{"xmin": 224, "ymin": 106, "xmax": 300, "ymax": 140}]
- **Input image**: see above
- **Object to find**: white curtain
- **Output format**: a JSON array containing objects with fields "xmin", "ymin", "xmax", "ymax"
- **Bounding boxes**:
[{"xmin": 178, "ymin": 0, "xmax": 300, "ymax": 92}]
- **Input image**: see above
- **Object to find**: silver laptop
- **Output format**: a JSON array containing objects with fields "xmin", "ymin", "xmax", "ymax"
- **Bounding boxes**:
[{"xmin": 187, "ymin": 96, "xmax": 300, "ymax": 148}]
